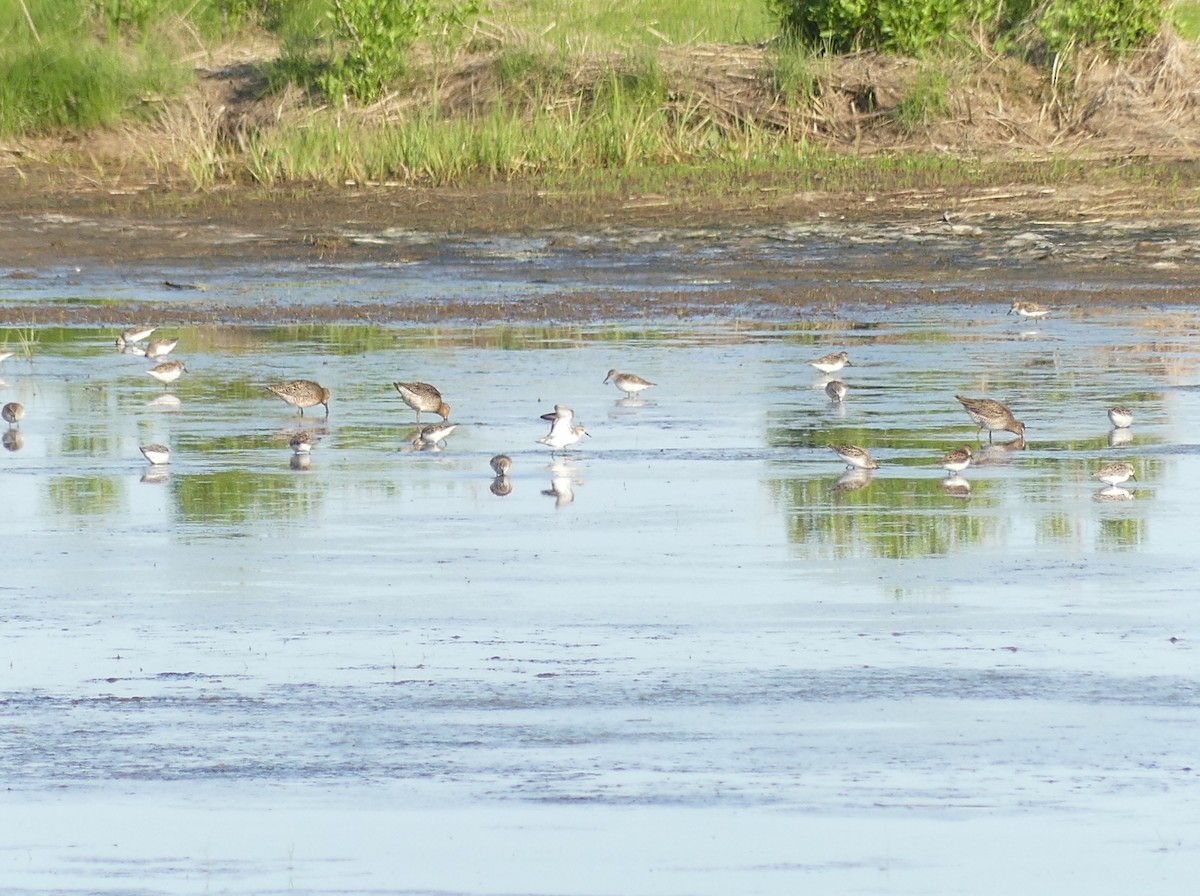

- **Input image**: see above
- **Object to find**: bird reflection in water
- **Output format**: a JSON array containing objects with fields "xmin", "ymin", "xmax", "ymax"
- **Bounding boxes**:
[
  {"xmin": 833, "ymin": 469, "xmax": 873, "ymax": 492},
  {"xmin": 543, "ymin": 461, "xmax": 580, "ymax": 507}
]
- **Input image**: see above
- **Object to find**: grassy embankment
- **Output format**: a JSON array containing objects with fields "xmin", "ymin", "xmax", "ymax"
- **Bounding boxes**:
[{"xmin": 3, "ymin": 0, "xmax": 1200, "ymax": 199}]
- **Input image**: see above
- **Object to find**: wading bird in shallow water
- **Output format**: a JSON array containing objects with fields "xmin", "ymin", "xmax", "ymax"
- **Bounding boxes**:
[
  {"xmin": 939, "ymin": 446, "xmax": 973, "ymax": 475},
  {"xmin": 393, "ymin": 382, "xmax": 450, "ymax": 423},
  {"xmin": 825, "ymin": 380, "xmax": 848, "ymax": 402},
  {"xmin": 139, "ymin": 444, "xmax": 170, "ymax": 465},
  {"xmin": 603, "ymin": 369, "xmax": 656, "ymax": 398},
  {"xmin": 2, "ymin": 402, "xmax": 25, "ymax": 428},
  {"xmin": 411, "ymin": 422, "xmax": 458, "ymax": 449},
  {"xmin": 268, "ymin": 380, "xmax": 330, "ymax": 417},
  {"xmin": 538, "ymin": 423, "xmax": 589, "ymax": 454},
  {"xmin": 490, "ymin": 454, "xmax": 513, "ymax": 477},
  {"xmin": 1108, "ymin": 406, "xmax": 1133, "ymax": 429},
  {"xmin": 289, "ymin": 431, "xmax": 314, "ymax": 455},
  {"xmin": 955, "ymin": 395, "xmax": 1025, "ymax": 443},
  {"xmin": 147, "ymin": 360, "xmax": 186, "ymax": 388},
  {"xmin": 809, "ymin": 351, "xmax": 851, "ymax": 374},
  {"xmin": 145, "ymin": 337, "xmax": 179, "ymax": 360},
  {"xmin": 1008, "ymin": 300, "xmax": 1051, "ymax": 319},
  {"xmin": 830, "ymin": 444, "xmax": 878, "ymax": 471},
  {"xmin": 116, "ymin": 325, "xmax": 156, "ymax": 348},
  {"xmin": 1092, "ymin": 462, "xmax": 1137, "ymax": 487}
]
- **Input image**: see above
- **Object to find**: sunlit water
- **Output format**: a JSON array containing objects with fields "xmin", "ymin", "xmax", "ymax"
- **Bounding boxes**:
[{"xmin": 3, "ymin": 221, "xmax": 1200, "ymax": 894}]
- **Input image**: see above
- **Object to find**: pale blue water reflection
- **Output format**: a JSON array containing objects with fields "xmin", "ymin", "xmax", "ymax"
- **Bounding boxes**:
[{"xmin": 2, "ymin": 307, "xmax": 1198, "ymax": 605}]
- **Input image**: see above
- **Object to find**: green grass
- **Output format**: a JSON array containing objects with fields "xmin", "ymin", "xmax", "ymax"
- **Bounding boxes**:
[
  {"xmin": 0, "ymin": 0, "xmax": 191, "ymax": 136},
  {"xmin": 486, "ymin": 0, "xmax": 775, "ymax": 51}
]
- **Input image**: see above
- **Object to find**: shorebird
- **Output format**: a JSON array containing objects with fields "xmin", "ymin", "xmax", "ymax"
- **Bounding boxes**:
[
  {"xmin": 2, "ymin": 402, "xmax": 24, "ymax": 428},
  {"xmin": 490, "ymin": 454, "xmax": 513, "ymax": 476},
  {"xmin": 1108, "ymin": 406, "xmax": 1133, "ymax": 429},
  {"xmin": 116, "ymin": 325, "xmax": 156, "ymax": 348},
  {"xmin": 538, "ymin": 423, "xmax": 589, "ymax": 453},
  {"xmin": 268, "ymin": 380, "xmax": 330, "ymax": 416},
  {"xmin": 939, "ymin": 446, "xmax": 973, "ymax": 475},
  {"xmin": 604, "ymin": 369, "xmax": 656, "ymax": 397},
  {"xmin": 393, "ymin": 382, "xmax": 450, "ymax": 422},
  {"xmin": 1008, "ymin": 301, "xmax": 1050, "ymax": 319},
  {"xmin": 539, "ymin": 404, "xmax": 575, "ymax": 425},
  {"xmin": 825, "ymin": 380, "xmax": 848, "ymax": 402},
  {"xmin": 955, "ymin": 395, "xmax": 1025, "ymax": 443},
  {"xmin": 289, "ymin": 431, "xmax": 314, "ymax": 455},
  {"xmin": 146, "ymin": 360, "xmax": 186, "ymax": 387},
  {"xmin": 1092, "ymin": 462, "xmax": 1136, "ymax": 486},
  {"xmin": 411, "ymin": 422, "xmax": 458, "ymax": 448},
  {"xmin": 831, "ymin": 444, "xmax": 879, "ymax": 471},
  {"xmin": 139, "ymin": 444, "xmax": 170, "ymax": 465},
  {"xmin": 809, "ymin": 351, "xmax": 851, "ymax": 374},
  {"xmin": 145, "ymin": 337, "xmax": 179, "ymax": 360}
]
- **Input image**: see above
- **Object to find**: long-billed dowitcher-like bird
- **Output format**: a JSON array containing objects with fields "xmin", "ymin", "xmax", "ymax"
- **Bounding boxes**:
[
  {"xmin": 393, "ymin": 382, "xmax": 450, "ymax": 422},
  {"xmin": 603, "ymin": 369, "xmax": 656, "ymax": 397},
  {"xmin": 139, "ymin": 443, "xmax": 170, "ymax": 465},
  {"xmin": 831, "ymin": 444, "xmax": 878, "ymax": 470},
  {"xmin": 1108, "ymin": 406, "xmax": 1133, "ymax": 429},
  {"xmin": 1092, "ymin": 462, "xmax": 1137, "ymax": 486},
  {"xmin": 147, "ymin": 360, "xmax": 186, "ymax": 387},
  {"xmin": 955, "ymin": 395, "xmax": 1025, "ymax": 443},
  {"xmin": 2, "ymin": 401, "xmax": 24, "ymax": 428},
  {"xmin": 809, "ymin": 351, "xmax": 851, "ymax": 374},
  {"xmin": 268, "ymin": 380, "xmax": 330, "ymax": 416}
]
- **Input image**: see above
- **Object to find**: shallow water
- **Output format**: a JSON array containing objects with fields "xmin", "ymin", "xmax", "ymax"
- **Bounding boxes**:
[{"xmin": 3, "ymin": 225, "xmax": 1200, "ymax": 894}]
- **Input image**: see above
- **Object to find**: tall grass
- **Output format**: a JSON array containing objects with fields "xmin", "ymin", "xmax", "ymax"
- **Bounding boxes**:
[
  {"xmin": 486, "ymin": 0, "xmax": 775, "ymax": 51},
  {"xmin": 0, "ymin": 0, "xmax": 190, "ymax": 136}
]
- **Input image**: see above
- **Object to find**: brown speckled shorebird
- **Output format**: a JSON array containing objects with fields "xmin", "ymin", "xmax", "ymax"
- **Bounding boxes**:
[
  {"xmin": 146, "ymin": 360, "xmax": 186, "ymax": 388},
  {"xmin": 2, "ymin": 402, "xmax": 25, "ymax": 428},
  {"xmin": 603, "ymin": 369, "xmax": 656, "ymax": 397},
  {"xmin": 268, "ymin": 380, "xmax": 331, "ymax": 417},
  {"xmin": 955, "ymin": 395, "xmax": 1025, "ymax": 443},
  {"xmin": 393, "ymin": 382, "xmax": 450, "ymax": 422}
]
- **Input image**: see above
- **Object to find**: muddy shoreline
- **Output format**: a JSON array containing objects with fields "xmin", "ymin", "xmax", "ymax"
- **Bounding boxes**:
[{"xmin": 4, "ymin": 179, "xmax": 1200, "ymax": 325}]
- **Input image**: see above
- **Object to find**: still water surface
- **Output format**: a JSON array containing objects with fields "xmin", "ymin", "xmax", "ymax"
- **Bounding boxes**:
[{"xmin": 2, "ymin": 224, "xmax": 1199, "ymax": 894}]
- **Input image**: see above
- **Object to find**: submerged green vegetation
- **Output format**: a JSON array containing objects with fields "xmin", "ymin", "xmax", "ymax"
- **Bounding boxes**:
[{"xmin": 1, "ymin": 0, "xmax": 1196, "ymax": 190}]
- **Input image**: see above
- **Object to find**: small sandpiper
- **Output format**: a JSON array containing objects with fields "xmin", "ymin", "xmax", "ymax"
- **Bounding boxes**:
[
  {"xmin": 603, "ymin": 369, "xmax": 656, "ymax": 397},
  {"xmin": 809, "ymin": 351, "xmax": 851, "ymax": 374},
  {"xmin": 2, "ymin": 401, "xmax": 25, "ymax": 428},
  {"xmin": 540, "ymin": 404, "xmax": 575, "ymax": 425},
  {"xmin": 1092, "ymin": 462, "xmax": 1137, "ymax": 486},
  {"xmin": 268, "ymin": 380, "xmax": 330, "ymax": 416},
  {"xmin": 145, "ymin": 337, "xmax": 179, "ymax": 360},
  {"xmin": 139, "ymin": 443, "xmax": 171, "ymax": 465},
  {"xmin": 411, "ymin": 422, "xmax": 458, "ymax": 448},
  {"xmin": 1008, "ymin": 301, "xmax": 1050, "ymax": 319},
  {"xmin": 538, "ymin": 423, "xmax": 589, "ymax": 453},
  {"xmin": 289, "ymin": 431, "xmax": 314, "ymax": 455},
  {"xmin": 825, "ymin": 380, "xmax": 848, "ymax": 402},
  {"xmin": 116, "ymin": 325, "xmax": 156, "ymax": 348},
  {"xmin": 955, "ymin": 395, "xmax": 1025, "ymax": 443},
  {"xmin": 393, "ymin": 382, "xmax": 450, "ymax": 422},
  {"xmin": 1108, "ymin": 406, "xmax": 1133, "ymax": 429},
  {"xmin": 147, "ymin": 360, "xmax": 186, "ymax": 387},
  {"xmin": 831, "ymin": 444, "xmax": 879, "ymax": 471},
  {"xmin": 490, "ymin": 454, "xmax": 513, "ymax": 476},
  {"xmin": 939, "ymin": 446, "xmax": 973, "ymax": 475}
]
